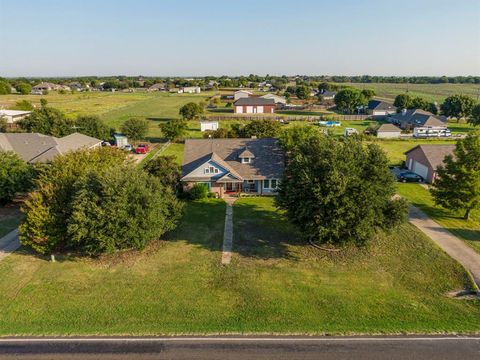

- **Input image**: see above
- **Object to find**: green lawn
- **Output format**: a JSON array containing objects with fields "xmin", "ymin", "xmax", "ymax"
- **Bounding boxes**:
[
  {"xmin": 397, "ymin": 183, "xmax": 480, "ymax": 254},
  {"xmin": 1, "ymin": 197, "xmax": 479, "ymax": 336},
  {"xmin": 161, "ymin": 143, "xmax": 185, "ymax": 164},
  {"xmin": 336, "ymin": 83, "xmax": 480, "ymax": 103}
]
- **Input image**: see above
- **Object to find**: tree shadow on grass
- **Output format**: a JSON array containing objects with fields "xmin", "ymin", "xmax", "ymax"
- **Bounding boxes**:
[
  {"xmin": 232, "ymin": 200, "xmax": 304, "ymax": 260},
  {"xmin": 444, "ymin": 228, "xmax": 480, "ymax": 243}
]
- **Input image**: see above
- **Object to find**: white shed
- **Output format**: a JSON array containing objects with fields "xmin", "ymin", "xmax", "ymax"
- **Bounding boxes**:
[
  {"xmin": 234, "ymin": 90, "xmax": 252, "ymax": 101},
  {"xmin": 200, "ymin": 121, "xmax": 219, "ymax": 132}
]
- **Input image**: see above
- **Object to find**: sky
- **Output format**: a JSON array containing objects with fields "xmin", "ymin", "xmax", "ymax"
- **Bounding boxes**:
[{"xmin": 1, "ymin": 0, "xmax": 479, "ymax": 77}]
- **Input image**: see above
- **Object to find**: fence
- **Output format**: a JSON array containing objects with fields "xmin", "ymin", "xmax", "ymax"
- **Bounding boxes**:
[{"xmin": 206, "ymin": 114, "xmax": 372, "ymax": 122}]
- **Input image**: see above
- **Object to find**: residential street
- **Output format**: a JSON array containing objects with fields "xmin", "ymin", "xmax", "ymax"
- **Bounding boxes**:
[{"xmin": 0, "ymin": 337, "xmax": 479, "ymax": 360}]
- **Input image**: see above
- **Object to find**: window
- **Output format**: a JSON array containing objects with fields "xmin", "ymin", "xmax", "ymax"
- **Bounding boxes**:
[
  {"xmin": 214, "ymin": 168, "xmax": 219, "ymax": 174},
  {"xmin": 263, "ymin": 179, "xmax": 278, "ymax": 189},
  {"xmin": 205, "ymin": 168, "xmax": 210, "ymax": 174},
  {"xmin": 241, "ymin": 157, "xmax": 251, "ymax": 164}
]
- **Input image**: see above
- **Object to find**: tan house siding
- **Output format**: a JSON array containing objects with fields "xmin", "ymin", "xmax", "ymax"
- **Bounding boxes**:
[{"xmin": 406, "ymin": 148, "xmax": 434, "ymax": 183}]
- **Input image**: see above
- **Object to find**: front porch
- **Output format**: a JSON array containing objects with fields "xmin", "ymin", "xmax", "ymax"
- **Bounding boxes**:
[{"xmin": 222, "ymin": 180, "xmax": 260, "ymax": 196}]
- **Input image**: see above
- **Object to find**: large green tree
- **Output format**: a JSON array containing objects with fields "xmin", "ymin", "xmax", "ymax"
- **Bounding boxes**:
[
  {"xmin": 143, "ymin": 155, "xmax": 181, "ymax": 190},
  {"xmin": 441, "ymin": 95, "xmax": 476, "ymax": 120},
  {"xmin": 334, "ymin": 88, "xmax": 367, "ymax": 113},
  {"xmin": 431, "ymin": 131, "xmax": 480, "ymax": 220},
  {"xmin": 75, "ymin": 115, "xmax": 111, "ymax": 140},
  {"xmin": 120, "ymin": 118, "xmax": 149, "ymax": 141},
  {"xmin": 159, "ymin": 119, "xmax": 188, "ymax": 141},
  {"xmin": 277, "ymin": 135, "xmax": 407, "ymax": 246},
  {"xmin": 242, "ymin": 119, "xmax": 281, "ymax": 138},
  {"xmin": 0, "ymin": 80, "xmax": 11, "ymax": 95},
  {"xmin": 12, "ymin": 100, "xmax": 34, "ymax": 111},
  {"xmin": 469, "ymin": 103, "xmax": 480, "ymax": 126},
  {"xmin": 19, "ymin": 104, "xmax": 73, "ymax": 137},
  {"xmin": 295, "ymin": 85, "xmax": 310, "ymax": 100},
  {"xmin": 16, "ymin": 83, "xmax": 32, "ymax": 95},
  {"xmin": 0, "ymin": 116, "xmax": 7, "ymax": 132},
  {"xmin": 179, "ymin": 102, "xmax": 203, "ymax": 120},
  {"xmin": 0, "ymin": 151, "xmax": 33, "ymax": 204}
]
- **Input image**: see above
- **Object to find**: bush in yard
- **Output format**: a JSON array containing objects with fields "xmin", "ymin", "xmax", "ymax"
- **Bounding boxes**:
[
  {"xmin": 0, "ymin": 151, "xmax": 33, "ymax": 204},
  {"xmin": 66, "ymin": 166, "xmax": 183, "ymax": 255},
  {"xmin": 74, "ymin": 115, "xmax": 111, "ymax": 140},
  {"xmin": 469, "ymin": 103, "xmax": 480, "ymax": 126},
  {"xmin": 12, "ymin": 100, "xmax": 34, "ymax": 111},
  {"xmin": 19, "ymin": 104, "xmax": 73, "ymax": 137},
  {"xmin": 277, "ymin": 135, "xmax": 408, "ymax": 247},
  {"xmin": 179, "ymin": 102, "xmax": 203, "ymax": 120},
  {"xmin": 0, "ymin": 116, "xmax": 7, "ymax": 132},
  {"xmin": 188, "ymin": 183, "xmax": 210, "ymax": 200},
  {"xmin": 143, "ymin": 155, "xmax": 181, "ymax": 190},
  {"xmin": 431, "ymin": 131, "xmax": 480, "ymax": 220},
  {"xmin": 120, "ymin": 118, "xmax": 149, "ymax": 141},
  {"xmin": 159, "ymin": 119, "xmax": 188, "ymax": 141},
  {"xmin": 20, "ymin": 147, "xmax": 128, "ymax": 254},
  {"xmin": 0, "ymin": 80, "xmax": 11, "ymax": 95},
  {"xmin": 16, "ymin": 83, "xmax": 32, "ymax": 95}
]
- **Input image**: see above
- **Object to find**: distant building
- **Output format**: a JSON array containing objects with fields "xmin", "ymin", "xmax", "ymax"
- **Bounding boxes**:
[
  {"xmin": 200, "ymin": 120, "xmax": 219, "ymax": 132},
  {"xmin": 0, "ymin": 109, "xmax": 32, "ymax": 124},
  {"xmin": 181, "ymin": 86, "xmax": 201, "ymax": 94},
  {"xmin": 318, "ymin": 90, "xmax": 337, "ymax": 100},
  {"xmin": 147, "ymin": 83, "xmax": 166, "ymax": 92},
  {"xmin": 260, "ymin": 93, "xmax": 287, "ymax": 105},
  {"xmin": 376, "ymin": 123, "xmax": 401, "ymax": 138},
  {"xmin": 390, "ymin": 109, "xmax": 447, "ymax": 130},
  {"xmin": 31, "ymin": 82, "xmax": 71, "ymax": 93},
  {"xmin": 0, "ymin": 133, "xmax": 102, "ymax": 163},
  {"xmin": 234, "ymin": 97, "xmax": 276, "ymax": 114},
  {"xmin": 234, "ymin": 90, "xmax": 253, "ymax": 101},
  {"xmin": 367, "ymin": 100, "xmax": 397, "ymax": 116}
]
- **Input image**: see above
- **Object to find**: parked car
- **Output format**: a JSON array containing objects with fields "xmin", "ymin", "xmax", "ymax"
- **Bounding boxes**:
[
  {"xmin": 344, "ymin": 128, "xmax": 358, "ymax": 137},
  {"xmin": 397, "ymin": 171, "xmax": 424, "ymax": 183},
  {"xmin": 135, "ymin": 143, "xmax": 149, "ymax": 154},
  {"xmin": 123, "ymin": 144, "xmax": 134, "ymax": 152}
]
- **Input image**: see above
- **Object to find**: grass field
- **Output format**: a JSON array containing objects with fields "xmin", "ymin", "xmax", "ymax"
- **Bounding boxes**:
[
  {"xmin": 0, "ymin": 197, "xmax": 479, "ymax": 336},
  {"xmin": 397, "ymin": 184, "xmax": 480, "ymax": 254},
  {"xmin": 336, "ymin": 83, "xmax": 480, "ymax": 103}
]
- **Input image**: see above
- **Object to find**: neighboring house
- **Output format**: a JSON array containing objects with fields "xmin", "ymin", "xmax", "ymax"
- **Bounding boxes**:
[
  {"xmin": 375, "ymin": 123, "xmax": 401, "ymax": 138},
  {"xmin": 390, "ymin": 109, "xmax": 447, "ymax": 130},
  {"xmin": 404, "ymin": 144, "xmax": 455, "ymax": 183},
  {"xmin": 147, "ymin": 83, "xmax": 166, "ymax": 92},
  {"xmin": 234, "ymin": 90, "xmax": 253, "ymax": 101},
  {"xmin": 0, "ymin": 110, "xmax": 32, "ymax": 124},
  {"xmin": 68, "ymin": 82, "xmax": 88, "ymax": 92},
  {"xmin": 367, "ymin": 100, "xmax": 397, "ymax": 116},
  {"xmin": 234, "ymin": 97, "xmax": 276, "ymax": 114},
  {"xmin": 181, "ymin": 138, "xmax": 284, "ymax": 197},
  {"xmin": 260, "ymin": 93, "xmax": 287, "ymax": 105},
  {"xmin": 181, "ymin": 86, "xmax": 201, "ymax": 94},
  {"xmin": 200, "ymin": 120, "xmax": 219, "ymax": 132},
  {"xmin": 318, "ymin": 90, "xmax": 337, "ymax": 100},
  {"xmin": 0, "ymin": 132, "xmax": 102, "ymax": 163},
  {"xmin": 32, "ymin": 82, "xmax": 70, "ymax": 92}
]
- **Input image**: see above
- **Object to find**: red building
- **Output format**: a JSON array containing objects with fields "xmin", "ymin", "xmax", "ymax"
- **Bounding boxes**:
[{"xmin": 233, "ymin": 97, "xmax": 276, "ymax": 114}]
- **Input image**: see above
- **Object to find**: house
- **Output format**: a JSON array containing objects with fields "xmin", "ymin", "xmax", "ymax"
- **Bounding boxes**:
[
  {"xmin": 367, "ymin": 100, "xmax": 397, "ymax": 116},
  {"xmin": 200, "ymin": 121, "xmax": 219, "ymax": 132},
  {"xmin": 234, "ymin": 97, "xmax": 276, "ymax": 114},
  {"xmin": 147, "ymin": 83, "xmax": 166, "ymax": 92},
  {"xmin": 181, "ymin": 138, "xmax": 284, "ymax": 197},
  {"xmin": 376, "ymin": 123, "xmax": 401, "ymax": 138},
  {"xmin": 0, "ymin": 132, "xmax": 102, "ymax": 163},
  {"xmin": 390, "ymin": 109, "xmax": 447, "ymax": 130},
  {"xmin": 260, "ymin": 93, "xmax": 287, "ymax": 105},
  {"xmin": 234, "ymin": 90, "xmax": 253, "ymax": 101},
  {"xmin": 181, "ymin": 86, "xmax": 201, "ymax": 94},
  {"xmin": 404, "ymin": 144, "xmax": 455, "ymax": 183},
  {"xmin": 318, "ymin": 90, "xmax": 337, "ymax": 100},
  {"xmin": 31, "ymin": 82, "xmax": 70, "ymax": 93},
  {"xmin": 0, "ymin": 110, "xmax": 32, "ymax": 124}
]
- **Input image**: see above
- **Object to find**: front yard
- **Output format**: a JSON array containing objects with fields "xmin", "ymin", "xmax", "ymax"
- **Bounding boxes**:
[
  {"xmin": 0, "ymin": 197, "xmax": 479, "ymax": 336},
  {"xmin": 397, "ymin": 183, "xmax": 480, "ymax": 254}
]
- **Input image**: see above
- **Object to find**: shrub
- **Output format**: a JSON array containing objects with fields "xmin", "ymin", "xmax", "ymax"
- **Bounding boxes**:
[
  {"xmin": 188, "ymin": 183, "xmax": 210, "ymax": 200},
  {"xmin": 120, "ymin": 118, "xmax": 149, "ymax": 141},
  {"xmin": 0, "ymin": 151, "xmax": 33, "ymax": 204}
]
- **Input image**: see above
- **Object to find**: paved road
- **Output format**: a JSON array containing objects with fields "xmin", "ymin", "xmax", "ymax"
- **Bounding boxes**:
[
  {"xmin": 409, "ymin": 205, "xmax": 480, "ymax": 289},
  {"xmin": 0, "ymin": 337, "xmax": 479, "ymax": 359},
  {"xmin": 0, "ymin": 229, "xmax": 20, "ymax": 263}
]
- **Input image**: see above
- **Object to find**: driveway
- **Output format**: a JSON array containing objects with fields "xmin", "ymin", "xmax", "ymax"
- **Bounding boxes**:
[
  {"xmin": 409, "ymin": 206, "xmax": 480, "ymax": 290},
  {"xmin": 0, "ymin": 229, "xmax": 20, "ymax": 262}
]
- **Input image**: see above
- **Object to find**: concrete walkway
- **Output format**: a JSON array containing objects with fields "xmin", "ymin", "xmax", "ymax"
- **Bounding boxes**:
[
  {"xmin": 409, "ymin": 206, "xmax": 480, "ymax": 290},
  {"xmin": 0, "ymin": 229, "xmax": 20, "ymax": 263},
  {"xmin": 221, "ymin": 198, "xmax": 236, "ymax": 265}
]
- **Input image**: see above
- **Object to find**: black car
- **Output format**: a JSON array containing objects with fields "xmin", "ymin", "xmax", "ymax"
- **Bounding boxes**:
[{"xmin": 397, "ymin": 171, "xmax": 424, "ymax": 183}]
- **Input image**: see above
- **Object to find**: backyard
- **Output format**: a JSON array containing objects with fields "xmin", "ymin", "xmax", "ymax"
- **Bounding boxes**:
[
  {"xmin": 0, "ymin": 197, "xmax": 479, "ymax": 336},
  {"xmin": 397, "ymin": 183, "xmax": 480, "ymax": 254}
]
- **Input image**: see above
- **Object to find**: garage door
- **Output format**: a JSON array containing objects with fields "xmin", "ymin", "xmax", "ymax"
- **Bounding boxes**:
[
  {"xmin": 413, "ymin": 161, "xmax": 429, "ymax": 179},
  {"xmin": 236, "ymin": 106, "xmax": 243, "ymax": 114}
]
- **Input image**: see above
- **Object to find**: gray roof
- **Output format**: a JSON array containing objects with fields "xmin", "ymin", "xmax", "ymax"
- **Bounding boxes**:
[
  {"xmin": 391, "ymin": 109, "xmax": 447, "ymax": 127},
  {"xmin": 405, "ymin": 144, "xmax": 456, "ymax": 169},
  {"xmin": 234, "ymin": 97, "xmax": 276, "ymax": 106},
  {"xmin": 0, "ymin": 132, "xmax": 101, "ymax": 163},
  {"xmin": 368, "ymin": 100, "xmax": 397, "ymax": 111},
  {"xmin": 182, "ymin": 138, "xmax": 284, "ymax": 181},
  {"xmin": 377, "ymin": 123, "xmax": 401, "ymax": 133}
]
